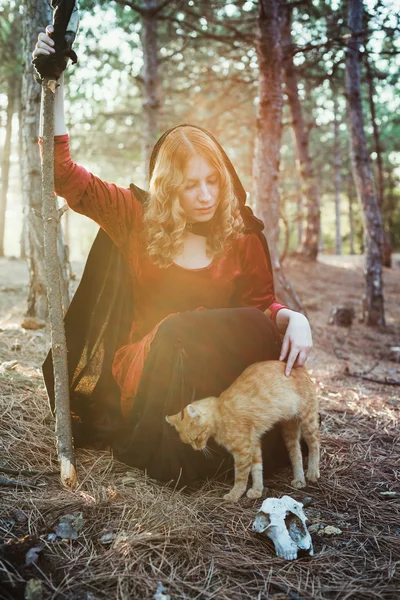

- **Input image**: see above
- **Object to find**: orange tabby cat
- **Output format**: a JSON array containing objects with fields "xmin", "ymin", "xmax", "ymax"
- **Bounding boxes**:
[{"xmin": 166, "ymin": 360, "xmax": 320, "ymax": 502}]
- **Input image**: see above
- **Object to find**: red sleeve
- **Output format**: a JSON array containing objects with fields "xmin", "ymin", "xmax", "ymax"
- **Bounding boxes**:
[
  {"xmin": 234, "ymin": 233, "xmax": 288, "ymax": 323},
  {"xmin": 38, "ymin": 134, "xmax": 142, "ymax": 248}
]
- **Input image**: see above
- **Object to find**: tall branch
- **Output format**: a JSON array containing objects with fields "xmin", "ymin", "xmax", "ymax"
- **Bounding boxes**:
[{"xmin": 41, "ymin": 78, "xmax": 77, "ymax": 488}]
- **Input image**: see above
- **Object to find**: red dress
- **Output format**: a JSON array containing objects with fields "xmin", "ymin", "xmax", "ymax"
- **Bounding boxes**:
[{"xmin": 41, "ymin": 135, "xmax": 287, "ymax": 418}]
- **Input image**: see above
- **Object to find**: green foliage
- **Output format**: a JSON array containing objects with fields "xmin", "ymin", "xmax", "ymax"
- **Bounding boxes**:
[
  {"xmin": 1, "ymin": 0, "xmax": 398, "ymax": 255},
  {"xmin": 0, "ymin": 1, "xmax": 23, "ymax": 84},
  {"xmin": 55, "ymin": 0, "xmax": 400, "ymax": 252}
]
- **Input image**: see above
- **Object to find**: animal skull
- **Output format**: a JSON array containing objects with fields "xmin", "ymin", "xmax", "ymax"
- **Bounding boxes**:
[{"xmin": 252, "ymin": 495, "xmax": 313, "ymax": 561}]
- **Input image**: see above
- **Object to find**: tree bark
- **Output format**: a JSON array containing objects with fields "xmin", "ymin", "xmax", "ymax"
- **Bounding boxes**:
[
  {"xmin": 0, "ymin": 77, "xmax": 16, "ymax": 257},
  {"xmin": 333, "ymin": 93, "xmax": 342, "ymax": 255},
  {"xmin": 345, "ymin": 0, "xmax": 385, "ymax": 326},
  {"xmin": 254, "ymin": 0, "xmax": 302, "ymax": 311},
  {"xmin": 63, "ymin": 204, "xmax": 70, "ymax": 247},
  {"xmin": 279, "ymin": 208, "xmax": 290, "ymax": 264},
  {"xmin": 21, "ymin": 0, "xmax": 70, "ymax": 319},
  {"xmin": 141, "ymin": 0, "xmax": 160, "ymax": 183},
  {"xmin": 18, "ymin": 96, "xmax": 28, "ymax": 259},
  {"xmin": 21, "ymin": 0, "xmax": 51, "ymax": 320},
  {"xmin": 382, "ymin": 172, "xmax": 394, "ymax": 267},
  {"xmin": 364, "ymin": 55, "xmax": 384, "ymax": 210},
  {"xmin": 294, "ymin": 177, "xmax": 303, "ymax": 250},
  {"xmin": 281, "ymin": 5, "xmax": 321, "ymax": 261},
  {"xmin": 42, "ymin": 79, "xmax": 77, "ymax": 488},
  {"xmin": 364, "ymin": 53, "xmax": 392, "ymax": 267},
  {"xmin": 347, "ymin": 176, "xmax": 356, "ymax": 255}
]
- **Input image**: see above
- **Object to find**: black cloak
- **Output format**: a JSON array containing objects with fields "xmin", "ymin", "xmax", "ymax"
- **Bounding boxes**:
[{"xmin": 42, "ymin": 124, "xmax": 276, "ymax": 448}]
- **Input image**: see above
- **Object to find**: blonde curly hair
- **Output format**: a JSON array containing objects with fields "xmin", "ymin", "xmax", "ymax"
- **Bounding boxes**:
[{"xmin": 143, "ymin": 126, "xmax": 244, "ymax": 268}]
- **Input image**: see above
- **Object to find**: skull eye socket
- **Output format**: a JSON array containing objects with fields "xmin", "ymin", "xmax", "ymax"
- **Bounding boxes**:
[
  {"xmin": 252, "ymin": 513, "xmax": 271, "ymax": 533},
  {"xmin": 285, "ymin": 512, "xmax": 307, "ymax": 544}
]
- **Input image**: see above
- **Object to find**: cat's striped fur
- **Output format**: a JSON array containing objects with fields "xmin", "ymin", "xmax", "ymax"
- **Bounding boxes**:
[{"xmin": 166, "ymin": 360, "xmax": 320, "ymax": 501}]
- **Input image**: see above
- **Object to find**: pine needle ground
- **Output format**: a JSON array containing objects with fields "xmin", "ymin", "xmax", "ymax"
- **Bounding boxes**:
[{"xmin": 0, "ymin": 255, "xmax": 399, "ymax": 600}]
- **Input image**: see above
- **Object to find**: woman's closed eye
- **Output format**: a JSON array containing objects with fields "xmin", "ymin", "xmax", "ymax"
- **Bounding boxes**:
[{"xmin": 185, "ymin": 178, "xmax": 218, "ymax": 190}]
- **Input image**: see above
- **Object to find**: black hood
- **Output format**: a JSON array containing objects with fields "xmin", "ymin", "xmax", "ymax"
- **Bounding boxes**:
[{"xmin": 147, "ymin": 123, "xmax": 266, "ymax": 234}]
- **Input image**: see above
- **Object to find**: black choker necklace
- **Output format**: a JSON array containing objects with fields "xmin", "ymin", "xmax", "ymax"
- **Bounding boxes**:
[{"xmin": 185, "ymin": 219, "xmax": 215, "ymax": 237}]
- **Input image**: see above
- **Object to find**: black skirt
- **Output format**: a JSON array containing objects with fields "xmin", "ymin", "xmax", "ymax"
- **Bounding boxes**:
[{"xmin": 113, "ymin": 307, "xmax": 291, "ymax": 486}]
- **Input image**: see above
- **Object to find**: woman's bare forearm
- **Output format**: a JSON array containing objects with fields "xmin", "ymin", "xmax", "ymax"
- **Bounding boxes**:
[{"xmin": 39, "ymin": 72, "xmax": 67, "ymax": 137}]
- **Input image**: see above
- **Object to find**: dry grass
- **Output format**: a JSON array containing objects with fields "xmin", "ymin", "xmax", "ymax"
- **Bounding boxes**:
[{"xmin": 0, "ymin": 256, "xmax": 399, "ymax": 600}]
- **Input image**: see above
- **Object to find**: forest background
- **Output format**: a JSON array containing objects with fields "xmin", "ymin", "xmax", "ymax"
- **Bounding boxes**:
[
  {"xmin": 1, "ymin": 0, "xmax": 399, "ymax": 265},
  {"xmin": 0, "ymin": 1, "xmax": 399, "ymax": 599}
]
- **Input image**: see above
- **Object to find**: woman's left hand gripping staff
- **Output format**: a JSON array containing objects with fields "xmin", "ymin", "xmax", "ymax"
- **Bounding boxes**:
[{"xmin": 279, "ymin": 312, "xmax": 313, "ymax": 376}]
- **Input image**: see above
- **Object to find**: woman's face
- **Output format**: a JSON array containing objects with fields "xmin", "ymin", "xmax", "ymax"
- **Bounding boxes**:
[{"xmin": 178, "ymin": 154, "xmax": 220, "ymax": 223}]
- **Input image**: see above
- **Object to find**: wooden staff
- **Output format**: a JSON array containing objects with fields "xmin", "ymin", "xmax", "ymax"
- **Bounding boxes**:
[{"xmin": 41, "ymin": 76, "xmax": 78, "ymax": 488}]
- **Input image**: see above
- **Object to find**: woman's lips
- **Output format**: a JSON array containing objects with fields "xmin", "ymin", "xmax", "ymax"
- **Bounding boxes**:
[{"xmin": 197, "ymin": 206, "xmax": 214, "ymax": 212}]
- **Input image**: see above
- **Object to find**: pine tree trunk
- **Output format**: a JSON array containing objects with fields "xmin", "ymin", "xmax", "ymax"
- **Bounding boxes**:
[
  {"xmin": 142, "ymin": 0, "xmax": 160, "ymax": 183},
  {"xmin": 383, "ymin": 172, "xmax": 394, "ymax": 267},
  {"xmin": 17, "ymin": 101, "xmax": 28, "ymax": 259},
  {"xmin": 42, "ymin": 79, "xmax": 77, "ymax": 488},
  {"xmin": 0, "ymin": 78, "xmax": 16, "ymax": 257},
  {"xmin": 347, "ymin": 176, "xmax": 356, "ymax": 255},
  {"xmin": 21, "ymin": 0, "xmax": 70, "ymax": 319},
  {"xmin": 296, "ymin": 183, "xmax": 303, "ymax": 250},
  {"xmin": 254, "ymin": 0, "xmax": 302, "ymax": 311},
  {"xmin": 21, "ymin": 0, "xmax": 51, "ymax": 320},
  {"xmin": 364, "ymin": 56, "xmax": 384, "ymax": 209},
  {"xmin": 63, "ymin": 205, "xmax": 70, "ymax": 247},
  {"xmin": 364, "ymin": 54, "xmax": 392, "ymax": 267},
  {"xmin": 345, "ymin": 0, "xmax": 385, "ymax": 326},
  {"xmin": 18, "ymin": 103, "xmax": 28, "ymax": 259},
  {"xmin": 281, "ymin": 5, "xmax": 320, "ymax": 261},
  {"xmin": 333, "ymin": 93, "xmax": 342, "ymax": 255}
]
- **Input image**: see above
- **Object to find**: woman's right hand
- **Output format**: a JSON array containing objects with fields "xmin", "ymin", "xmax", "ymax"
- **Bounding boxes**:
[
  {"xmin": 34, "ymin": 24, "xmax": 67, "ymax": 136},
  {"xmin": 32, "ymin": 24, "xmax": 56, "ymax": 59}
]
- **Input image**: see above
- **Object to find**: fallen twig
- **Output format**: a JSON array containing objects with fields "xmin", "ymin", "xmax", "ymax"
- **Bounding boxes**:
[
  {"xmin": 332, "ymin": 345, "xmax": 398, "ymax": 384},
  {"xmin": 344, "ymin": 368, "xmax": 400, "ymax": 386},
  {"xmin": 0, "ymin": 467, "xmax": 48, "ymax": 477},
  {"xmin": 0, "ymin": 476, "xmax": 41, "ymax": 489}
]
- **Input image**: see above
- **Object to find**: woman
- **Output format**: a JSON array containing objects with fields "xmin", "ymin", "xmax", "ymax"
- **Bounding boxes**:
[{"xmin": 34, "ymin": 26, "xmax": 313, "ymax": 486}]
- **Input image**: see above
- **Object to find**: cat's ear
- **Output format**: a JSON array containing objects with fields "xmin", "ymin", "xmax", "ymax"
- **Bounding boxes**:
[
  {"xmin": 187, "ymin": 404, "xmax": 200, "ymax": 419},
  {"xmin": 165, "ymin": 415, "xmax": 176, "ymax": 427}
]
